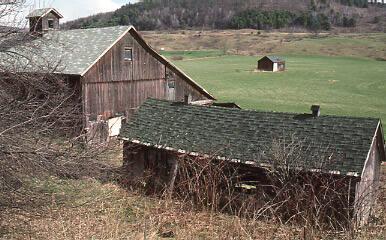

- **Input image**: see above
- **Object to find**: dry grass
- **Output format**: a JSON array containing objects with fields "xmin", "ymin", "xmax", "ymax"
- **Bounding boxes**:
[
  {"xmin": 2, "ymin": 178, "xmax": 384, "ymax": 239},
  {"xmin": 1, "ymin": 144, "xmax": 385, "ymax": 239},
  {"xmin": 0, "ymin": 179, "xmax": 318, "ymax": 240}
]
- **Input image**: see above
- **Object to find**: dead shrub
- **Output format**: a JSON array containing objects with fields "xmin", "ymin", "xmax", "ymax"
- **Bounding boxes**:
[
  {"xmin": 0, "ymin": 1, "xmax": 115, "ymax": 216},
  {"xmin": 172, "ymin": 155, "xmax": 240, "ymax": 213},
  {"xmin": 136, "ymin": 138, "xmax": 382, "ymax": 233}
]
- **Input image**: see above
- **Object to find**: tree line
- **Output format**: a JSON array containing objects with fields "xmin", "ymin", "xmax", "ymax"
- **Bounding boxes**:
[{"xmin": 63, "ymin": 0, "xmax": 364, "ymax": 31}]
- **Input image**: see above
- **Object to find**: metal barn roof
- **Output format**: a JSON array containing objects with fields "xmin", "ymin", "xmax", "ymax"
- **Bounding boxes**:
[{"xmin": 121, "ymin": 98, "xmax": 381, "ymax": 176}]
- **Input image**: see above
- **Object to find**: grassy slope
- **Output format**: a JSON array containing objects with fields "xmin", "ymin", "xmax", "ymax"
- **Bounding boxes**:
[
  {"xmin": 3, "ymin": 32, "xmax": 386, "ymax": 239},
  {"xmin": 3, "ymin": 161, "xmax": 385, "ymax": 239},
  {"xmin": 278, "ymin": 34, "xmax": 386, "ymax": 59},
  {"xmin": 145, "ymin": 31, "xmax": 386, "ymax": 60},
  {"xmin": 170, "ymin": 53, "xmax": 386, "ymax": 115},
  {"xmin": 163, "ymin": 52, "xmax": 386, "ymax": 133}
]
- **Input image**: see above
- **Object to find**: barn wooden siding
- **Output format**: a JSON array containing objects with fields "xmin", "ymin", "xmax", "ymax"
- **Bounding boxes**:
[{"xmin": 82, "ymin": 30, "xmax": 208, "ymax": 120}]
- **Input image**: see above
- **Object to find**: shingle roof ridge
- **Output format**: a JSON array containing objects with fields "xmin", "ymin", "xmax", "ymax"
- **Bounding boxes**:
[
  {"xmin": 123, "ymin": 98, "xmax": 381, "ymax": 175},
  {"xmin": 54, "ymin": 25, "xmax": 133, "ymax": 34},
  {"xmin": 266, "ymin": 55, "xmax": 284, "ymax": 62},
  {"xmin": 27, "ymin": 8, "xmax": 51, "ymax": 15},
  {"xmin": 145, "ymin": 98, "xmax": 380, "ymax": 122}
]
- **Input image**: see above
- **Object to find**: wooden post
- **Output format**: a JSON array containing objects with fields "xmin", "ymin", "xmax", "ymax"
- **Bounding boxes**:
[{"xmin": 168, "ymin": 156, "xmax": 179, "ymax": 194}]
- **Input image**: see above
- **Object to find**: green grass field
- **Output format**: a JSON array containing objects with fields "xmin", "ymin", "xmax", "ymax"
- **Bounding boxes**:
[{"xmin": 163, "ymin": 51, "xmax": 386, "ymax": 133}]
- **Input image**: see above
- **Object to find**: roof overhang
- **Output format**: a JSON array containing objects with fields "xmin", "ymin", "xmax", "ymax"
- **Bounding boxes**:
[{"xmin": 120, "ymin": 137, "xmax": 361, "ymax": 177}]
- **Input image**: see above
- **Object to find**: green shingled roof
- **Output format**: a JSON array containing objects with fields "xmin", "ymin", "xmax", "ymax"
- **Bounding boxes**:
[
  {"xmin": 121, "ymin": 99, "xmax": 381, "ymax": 176},
  {"xmin": 0, "ymin": 26, "xmax": 130, "ymax": 75}
]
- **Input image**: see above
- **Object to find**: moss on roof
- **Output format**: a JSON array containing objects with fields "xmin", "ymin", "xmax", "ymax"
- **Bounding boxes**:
[{"xmin": 121, "ymin": 98, "xmax": 380, "ymax": 175}]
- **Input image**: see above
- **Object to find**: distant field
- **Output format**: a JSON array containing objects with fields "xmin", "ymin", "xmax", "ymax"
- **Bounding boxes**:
[
  {"xmin": 146, "ymin": 30, "xmax": 386, "ymax": 60},
  {"xmin": 163, "ymin": 51, "xmax": 386, "ymax": 132}
]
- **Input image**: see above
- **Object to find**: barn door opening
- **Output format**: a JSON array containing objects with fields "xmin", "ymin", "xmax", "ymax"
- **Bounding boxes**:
[{"xmin": 166, "ymin": 70, "xmax": 176, "ymax": 101}]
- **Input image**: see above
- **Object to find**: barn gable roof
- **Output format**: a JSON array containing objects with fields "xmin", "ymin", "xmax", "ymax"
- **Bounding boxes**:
[
  {"xmin": 0, "ymin": 26, "xmax": 214, "ymax": 99},
  {"xmin": 121, "ymin": 98, "xmax": 383, "ymax": 176},
  {"xmin": 26, "ymin": 8, "xmax": 63, "ymax": 18},
  {"xmin": 1, "ymin": 26, "xmax": 130, "ymax": 74}
]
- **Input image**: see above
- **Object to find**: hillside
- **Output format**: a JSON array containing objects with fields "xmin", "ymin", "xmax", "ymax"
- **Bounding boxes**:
[
  {"xmin": 2, "ymin": 15, "xmax": 386, "ymax": 239},
  {"xmin": 63, "ymin": 0, "xmax": 386, "ymax": 32},
  {"xmin": 142, "ymin": 30, "xmax": 386, "ymax": 59}
]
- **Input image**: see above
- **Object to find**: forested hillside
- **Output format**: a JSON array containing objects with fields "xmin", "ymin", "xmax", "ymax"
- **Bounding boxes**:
[{"xmin": 63, "ymin": 0, "xmax": 385, "ymax": 31}]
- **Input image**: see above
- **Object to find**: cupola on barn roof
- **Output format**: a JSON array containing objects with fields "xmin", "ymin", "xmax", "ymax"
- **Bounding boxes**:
[{"xmin": 26, "ymin": 8, "xmax": 63, "ymax": 19}]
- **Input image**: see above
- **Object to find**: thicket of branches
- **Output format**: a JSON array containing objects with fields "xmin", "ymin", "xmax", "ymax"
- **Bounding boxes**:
[
  {"xmin": 0, "ymin": 0, "xmax": 111, "ymax": 213},
  {"xmin": 130, "ymin": 138, "xmax": 383, "ymax": 231}
]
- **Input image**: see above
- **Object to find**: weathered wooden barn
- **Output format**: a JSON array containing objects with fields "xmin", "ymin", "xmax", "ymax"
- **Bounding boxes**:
[
  {"xmin": 2, "ymin": 8, "xmax": 215, "ymax": 139},
  {"xmin": 257, "ymin": 56, "xmax": 285, "ymax": 72},
  {"xmin": 120, "ymin": 99, "xmax": 385, "ymax": 226}
]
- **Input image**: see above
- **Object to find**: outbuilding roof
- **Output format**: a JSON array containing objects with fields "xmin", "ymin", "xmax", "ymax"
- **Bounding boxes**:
[
  {"xmin": 121, "ymin": 98, "xmax": 382, "ymax": 176},
  {"xmin": 26, "ymin": 8, "xmax": 63, "ymax": 18},
  {"xmin": 261, "ymin": 56, "xmax": 285, "ymax": 63}
]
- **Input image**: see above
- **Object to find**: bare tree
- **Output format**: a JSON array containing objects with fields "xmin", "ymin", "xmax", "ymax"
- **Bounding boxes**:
[{"xmin": 0, "ymin": 0, "xmax": 113, "ymax": 213}]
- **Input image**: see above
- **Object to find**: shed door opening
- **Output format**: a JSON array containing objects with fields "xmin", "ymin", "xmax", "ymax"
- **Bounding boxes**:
[{"xmin": 166, "ymin": 70, "xmax": 176, "ymax": 101}]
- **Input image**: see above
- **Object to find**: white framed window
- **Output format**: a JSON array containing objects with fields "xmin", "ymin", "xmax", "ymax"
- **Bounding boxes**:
[
  {"xmin": 47, "ymin": 19, "xmax": 54, "ymax": 29},
  {"xmin": 124, "ymin": 47, "xmax": 133, "ymax": 61}
]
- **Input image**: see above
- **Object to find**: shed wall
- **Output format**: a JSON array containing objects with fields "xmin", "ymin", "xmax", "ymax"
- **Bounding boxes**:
[
  {"xmin": 42, "ymin": 13, "xmax": 60, "ymax": 30},
  {"xmin": 258, "ymin": 58, "xmax": 273, "ymax": 71},
  {"xmin": 355, "ymin": 126, "xmax": 383, "ymax": 226},
  {"xmin": 273, "ymin": 63, "xmax": 278, "ymax": 72}
]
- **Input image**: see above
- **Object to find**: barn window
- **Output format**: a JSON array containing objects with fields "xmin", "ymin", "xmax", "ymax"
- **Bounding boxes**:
[
  {"xmin": 48, "ymin": 19, "xmax": 54, "ymax": 29},
  {"xmin": 124, "ymin": 48, "xmax": 133, "ymax": 61},
  {"xmin": 168, "ymin": 79, "xmax": 175, "ymax": 89}
]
